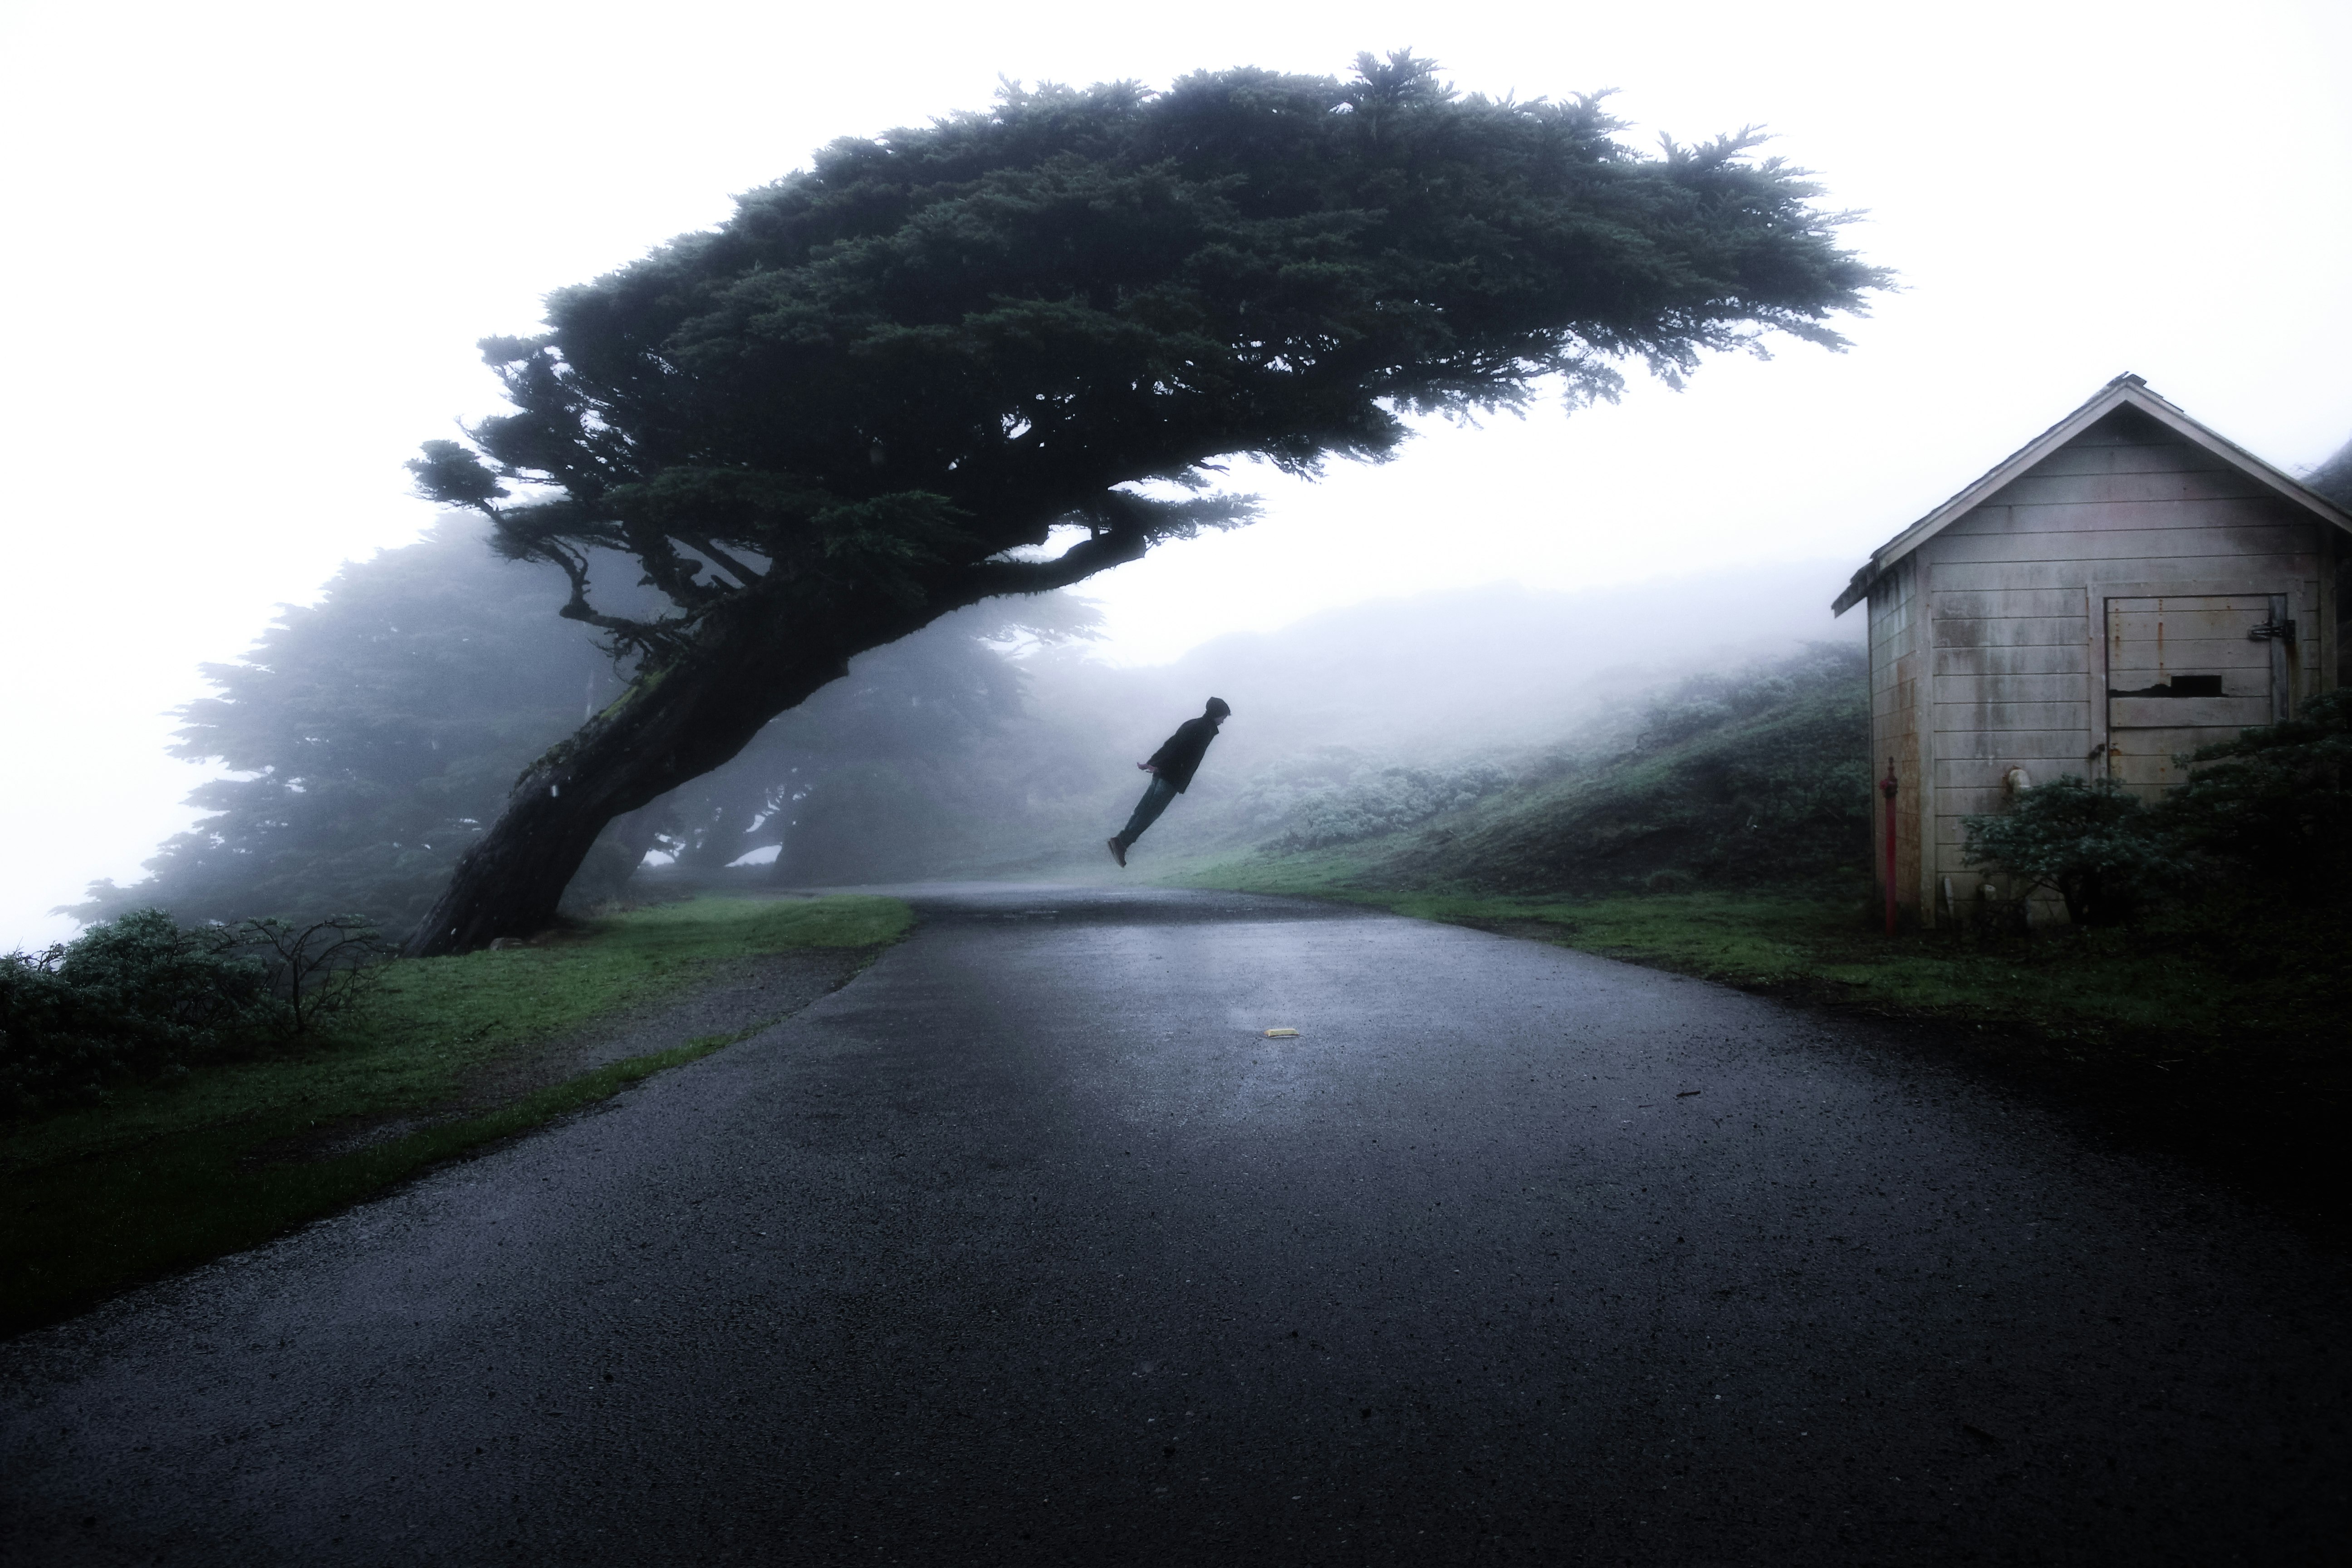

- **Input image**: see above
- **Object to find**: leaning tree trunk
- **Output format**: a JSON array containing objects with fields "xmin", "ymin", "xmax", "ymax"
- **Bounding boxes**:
[
  {"xmin": 402, "ymin": 530, "xmax": 1148, "ymax": 958},
  {"xmin": 405, "ymin": 602, "xmax": 892, "ymax": 956}
]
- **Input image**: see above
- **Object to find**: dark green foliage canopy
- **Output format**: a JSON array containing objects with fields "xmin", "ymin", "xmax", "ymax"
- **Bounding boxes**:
[{"xmin": 413, "ymin": 53, "xmax": 1886, "ymax": 663}]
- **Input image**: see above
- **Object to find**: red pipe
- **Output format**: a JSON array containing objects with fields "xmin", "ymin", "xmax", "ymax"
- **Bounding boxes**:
[{"xmin": 1880, "ymin": 756, "xmax": 1900, "ymax": 935}]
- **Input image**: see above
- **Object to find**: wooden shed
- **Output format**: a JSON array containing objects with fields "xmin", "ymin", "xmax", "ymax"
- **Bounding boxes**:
[{"xmin": 1832, "ymin": 373, "xmax": 2352, "ymax": 926}]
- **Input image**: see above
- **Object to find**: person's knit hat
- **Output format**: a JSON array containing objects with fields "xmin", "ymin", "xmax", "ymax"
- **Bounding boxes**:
[{"xmin": 1205, "ymin": 697, "xmax": 1231, "ymax": 718}]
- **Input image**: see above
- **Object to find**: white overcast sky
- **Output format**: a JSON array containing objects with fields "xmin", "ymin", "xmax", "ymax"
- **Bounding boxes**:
[{"xmin": 3, "ymin": 0, "xmax": 2348, "ymax": 949}]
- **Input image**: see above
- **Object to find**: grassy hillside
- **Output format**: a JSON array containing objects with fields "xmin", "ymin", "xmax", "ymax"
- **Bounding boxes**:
[
  {"xmin": 1169, "ymin": 644, "xmax": 1873, "ymax": 898},
  {"xmin": 877, "ymin": 570, "xmax": 1869, "ymax": 886},
  {"xmin": 1382, "ymin": 644, "xmax": 1871, "ymax": 894}
]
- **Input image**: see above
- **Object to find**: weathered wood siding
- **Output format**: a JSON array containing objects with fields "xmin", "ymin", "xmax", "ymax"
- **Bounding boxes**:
[
  {"xmin": 1868, "ymin": 403, "xmax": 2336, "ymax": 925},
  {"xmin": 1866, "ymin": 553, "xmax": 1923, "ymax": 915}
]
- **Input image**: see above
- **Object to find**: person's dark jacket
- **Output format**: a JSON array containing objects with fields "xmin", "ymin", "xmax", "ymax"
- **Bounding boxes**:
[{"xmin": 1147, "ymin": 716, "xmax": 1223, "ymax": 792}]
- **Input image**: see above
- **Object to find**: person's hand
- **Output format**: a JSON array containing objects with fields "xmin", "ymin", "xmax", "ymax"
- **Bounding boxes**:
[{"xmin": 1138, "ymin": 762, "xmax": 1157, "ymax": 772}]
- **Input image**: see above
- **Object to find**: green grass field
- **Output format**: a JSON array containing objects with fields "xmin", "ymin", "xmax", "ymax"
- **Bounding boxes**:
[{"xmin": 0, "ymin": 895, "xmax": 910, "ymax": 1335}]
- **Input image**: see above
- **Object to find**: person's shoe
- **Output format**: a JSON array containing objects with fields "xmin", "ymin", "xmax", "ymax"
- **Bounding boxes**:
[{"xmin": 1107, "ymin": 837, "xmax": 1127, "ymax": 868}]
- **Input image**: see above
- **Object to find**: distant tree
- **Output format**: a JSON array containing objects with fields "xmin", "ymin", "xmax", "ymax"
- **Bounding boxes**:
[
  {"xmin": 67, "ymin": 519, "xmax": 625, "ymax": 933},
  {"xmin": 401, "ymin": 52, "xmax": 1888, "ymax": 953},
  {"xmin": 649, "ymin": 595, "xmax": 1099, "ymax": 881},
  {"xmin": 2306, "ymin": 434, "xmax": 2352, "ymax": 506}
]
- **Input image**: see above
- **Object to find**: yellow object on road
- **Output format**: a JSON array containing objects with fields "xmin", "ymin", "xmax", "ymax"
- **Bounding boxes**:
[{"xmin": 1263, "ymin": 1027, "xmax": 1300, "ymax": 1038}]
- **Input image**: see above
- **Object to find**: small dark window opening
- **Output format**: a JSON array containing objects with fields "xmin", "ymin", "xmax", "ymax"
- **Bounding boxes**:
[{"xmin": 2109, "ymin": 675, "xmax": 2225, "ymax": 698}]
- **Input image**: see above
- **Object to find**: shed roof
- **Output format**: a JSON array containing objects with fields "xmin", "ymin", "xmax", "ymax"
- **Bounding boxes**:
[{"xmin": 1830, "ymin": 373, "xmax": 2352, "ymax": 615}]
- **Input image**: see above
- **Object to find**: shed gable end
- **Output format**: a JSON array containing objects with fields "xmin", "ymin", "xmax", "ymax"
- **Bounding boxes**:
[
  {"xmin": 1942, "ymin": 406, "xmax": 2283, "ymax": 551},
  {"xmin": 1843, "ymin": 379, "xmax": 2346, "ymax": 927}
]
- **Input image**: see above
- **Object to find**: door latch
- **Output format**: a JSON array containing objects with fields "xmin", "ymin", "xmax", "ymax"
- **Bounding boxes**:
[{"xmin": 2248, "ymin": 617, "xmax": 2297, "ymax": 646}]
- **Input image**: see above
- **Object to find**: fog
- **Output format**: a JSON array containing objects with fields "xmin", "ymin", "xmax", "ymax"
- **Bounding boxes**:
[
  {"xmin": 4, "ymin": 0, "xmax": 2347, "ymax": 946},
  {"xmin": 1067, "ymin": 559, "xmax": 1859, "ymax": 767},
  {"xmin": 776, "ymin": 563, "xmax": 1867, "ymax": 882},
  {"xmin": 913, "ymin": 559, "xmax": 1868, "ymax": 883},
  {"xmin": 52, "ymin": 506, "xmax": 1861, "ymax": 942}
]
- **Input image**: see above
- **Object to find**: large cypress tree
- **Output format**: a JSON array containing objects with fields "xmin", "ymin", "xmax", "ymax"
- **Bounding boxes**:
[{"xmin": 405, "ymin": 52, "xmax": 1887, "ymax": 954}]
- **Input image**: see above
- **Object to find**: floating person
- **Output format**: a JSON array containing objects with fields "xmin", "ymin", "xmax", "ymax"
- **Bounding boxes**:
[{"xmin": 1107, "ymin": 697, "xmax": 1230, "ymax": 867}]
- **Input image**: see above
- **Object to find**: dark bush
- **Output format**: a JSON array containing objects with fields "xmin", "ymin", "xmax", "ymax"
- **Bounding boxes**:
[
  {"xmin": 0, "ymin": 910, "xmax": 387, "ymax": 1118},
  {"xmin": 4, "ymin": 913, "xmax": 264, "ymax": 1115},
  {"xmin": 0, "ymin": 955, "xmax": 117, "ymax": 1117},
  {"xmin": 1965, "ymin": 695, "xmax": 2352, "ymax": 934},
  {"xmin": 54, "ymin": 910, "xmax": 276, "ymax": 1040},
  {"xmin": 1962, "ymin": 775, "xmax": 2175, "ymax": 927},
  {"xmin": 2156, "ymin": 688, "xmax": 2352, "ymax": 906}
]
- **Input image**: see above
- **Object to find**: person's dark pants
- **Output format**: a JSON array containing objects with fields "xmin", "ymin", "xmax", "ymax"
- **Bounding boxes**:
[{"xmin": 1115, "ymin": 775, "xmax": 1180, "ymax": 848}]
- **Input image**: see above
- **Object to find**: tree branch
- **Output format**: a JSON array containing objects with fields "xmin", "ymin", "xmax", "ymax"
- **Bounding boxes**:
[
  {"xmin": 538, "ymin": 542, "xmax": 691, "ymax": 660},
  {"xmin": 621, "ymin": 524, "xmax": 721, "ymax": 609},
  {"xmin": 681, "ymin": 535, "xmax": 764, "ymax": 589},
  {"xmin": 962, "ymin": 527, "xmax": 1150, "ymax": 597}
]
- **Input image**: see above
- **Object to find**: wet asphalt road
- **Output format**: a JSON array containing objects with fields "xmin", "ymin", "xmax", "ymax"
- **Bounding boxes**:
[{"xmin": 2, "ymin": 884, "xmax": 2346, "ymax": 1566}]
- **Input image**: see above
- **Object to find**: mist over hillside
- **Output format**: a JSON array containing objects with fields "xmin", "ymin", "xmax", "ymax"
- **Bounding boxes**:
[
  {"xmin": 1063, "ymin": 557, "xmax": 1859, "ymax": 763},
  {"xmin": 950, "ymin": 559, "xmax": 1864, "ymax": 880},
  {"xmin": 69, "ymin": 519, "xmax": 1862, "ymax": 931}
]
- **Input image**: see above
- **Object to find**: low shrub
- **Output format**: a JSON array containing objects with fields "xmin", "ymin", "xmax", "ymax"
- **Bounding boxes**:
[
  {"xmin": 2160, "ymin": 688, "xmax": 2352, "ymax": 905},
  {"xmin": 1962, "ymin": 775, "xmax": 2176, "ymax": 927},
  {"xmin": 1964, "ymin": 692, "xmax": 2352, "ymax": 934},
  {"xmin": 0, "ymin": 910, "xmax": 388, "ymax": 1117}
]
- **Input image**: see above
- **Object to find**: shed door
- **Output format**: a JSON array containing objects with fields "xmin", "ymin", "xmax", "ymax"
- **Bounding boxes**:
[{"xmin": 2104, "ymin": 593, "xmax": 2286, "ymax": 795}]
